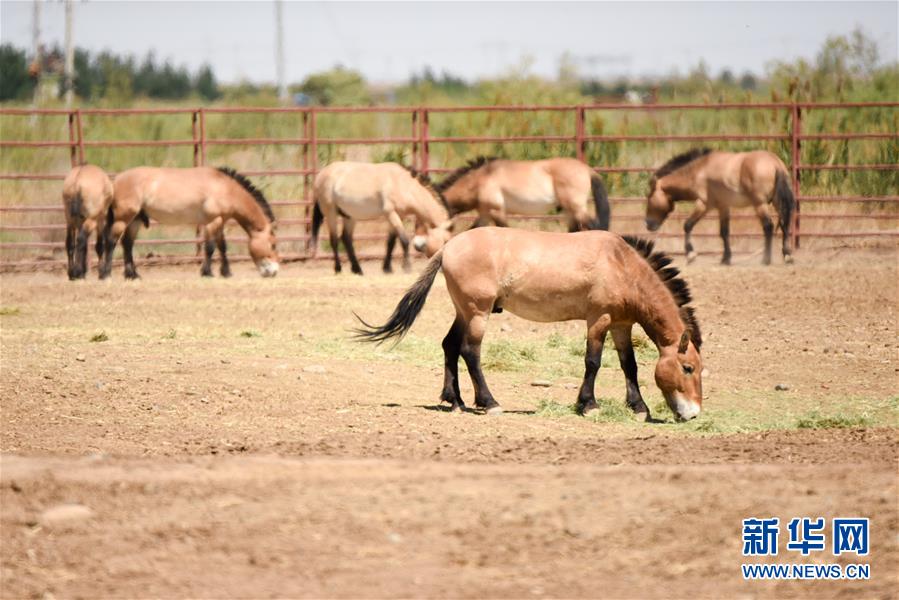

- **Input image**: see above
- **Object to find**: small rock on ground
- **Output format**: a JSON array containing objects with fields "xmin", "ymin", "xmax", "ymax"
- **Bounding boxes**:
[
  {"xmin": 39, "ymin": 503, "xmax": 94, "ymax": 526},
  {"xmin": 530, "ymin": 380, "xmax": 553, "ymax": 387}
]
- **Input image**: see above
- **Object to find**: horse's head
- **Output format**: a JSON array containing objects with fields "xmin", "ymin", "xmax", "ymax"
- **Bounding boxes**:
[
  {"xmin": 654, "ymin": 330, "xmax": 703, "ymax": 421},
  {"xmin": 645, "ymin": 176, "xmax": 673, "ymax": 232},
  {"xmin": 413, "ymin": 220, "xmax": 453, "ymax": 257},
  {"xmin": 249, "ymin": 223, "xmax": 280, "ymax": 277}
]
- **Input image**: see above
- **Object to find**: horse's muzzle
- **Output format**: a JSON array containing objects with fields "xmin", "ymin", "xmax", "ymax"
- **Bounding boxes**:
[
  {"xmin": 412, "ymin": 235, "xmax": 426, "ymax": 253},
  {"xmin": 258, "ymin": 260, "xmax": 280, "ymax": 277},
  {"xmin": 645, "ymin": 218, "xmax": 661, "ymax": 232}
]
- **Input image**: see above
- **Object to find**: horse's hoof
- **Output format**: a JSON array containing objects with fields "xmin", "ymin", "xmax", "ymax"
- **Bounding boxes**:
[
  {"xmin": 485, "ymin": 405, "xmax": 503, "ymax": 416},
  {"xmin": 686, "ymin": 251, "xmax": 698, "ymax": 264},
  {"xmin": 200, "ymin": 271, "xmax": 213, "ymax": 278},
  {"xmin": 581, "ymin": 405, "xmax": 599, "ymax": 417},
  {"xmin": 721, "ymin": 257, "xmax": 732, "ymax": 266},
  {"xmin": 784, "ymin": 255, "xmax": 795, "ymax": 265},
  {"xmin": 633, "ymin": 411, "xmax": 650, "ymax": 422}
]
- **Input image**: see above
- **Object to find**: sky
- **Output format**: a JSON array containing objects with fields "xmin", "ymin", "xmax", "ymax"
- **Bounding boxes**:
[{"xmin": 1, "ymin": 1, "xmax": 897, "ymax": 84}]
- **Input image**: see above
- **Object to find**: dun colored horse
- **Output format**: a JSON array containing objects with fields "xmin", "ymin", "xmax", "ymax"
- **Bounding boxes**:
[
  {"xmin": 435, "ymin": 156, "xmax": 610, "ymax": 231},
  {"xmin": 645, "ymin": 148, "xmax": 795, "ymax": 265},
  {"xmin": 310, "ymin": 161, "xmax": 453, "ymax": 275},
  {"xmin": 62, "ymin": 164, "xmax": 114, "ymax": 280},
  {"xmin": 356, "ymin": 227, "xmax": 704, "ymax": 421},
  {"xmin": 100, "ymin": 166, "xmax": 279, "ymax": 279}
]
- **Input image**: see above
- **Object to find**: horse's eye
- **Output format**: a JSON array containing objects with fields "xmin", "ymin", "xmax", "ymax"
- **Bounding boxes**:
[{"xmin": 682, "ymin": 364, "xmax": 695, "ymax": 375}]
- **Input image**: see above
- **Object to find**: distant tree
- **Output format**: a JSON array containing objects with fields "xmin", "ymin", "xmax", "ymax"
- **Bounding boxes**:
[
  {"xmin": 194, "ymin": 64, "xmax": 221, "ymax": 101},
  {"xmin": 298, "ymin": 66, "xmax": 370, "ymax": 106},
  {"xmin": 718, "ymin": 68, "xmax": 735, "ymax": 86},
  {"xmin": 0, "ymin": 44, "xmax": 34, "ymax": 101},
  {"xmin": 739, "ymin": 71, "xmax": 758, "ymax": 91}
]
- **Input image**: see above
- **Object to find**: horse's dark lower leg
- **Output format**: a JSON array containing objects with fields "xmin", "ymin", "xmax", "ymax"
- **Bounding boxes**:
[
  {"xmin": 720, "ymin": 215, "xmax": 732, "ymax": 265},
  {"xmin": 440, "ymin": 318, "xmax": 465, "ymax": 411},
  {"xmin": 781, "ymin": 219, "xmax": 793, "ymax": 263},
  {"xmin": 761, "ymin": 215, "xmax": 774, "ymax": 266},
  {"xmin": 65, "ymin": 227, "xmax": 77, "ymax": 280},
  {"xmin": 684, "ymin": 218, "xmax": 698, "ymax": 262},
  {"xmin": 76, "ymin": 229, "xmax": 90, "ymax": 279},
  {"xmin": 399, "ymin": 235, "xmax": 411, "ymax": 272},
  {"xmin": 217, "ymin": 235, "xmax": 231, "ymax": 277},
  {"xmin": 577, "ymin": 331, "xmax": 606, "ymax": 415},
  {"xmin": 329, "ymin": 231, "xmax": 342, "ymax": 273},
  {"xmin": 122, "ymin": 229, "xmax": 139, "ymax": 280},
  {"xmin": 98, "ymin": 223, "xmax": 118, "ymax": 280},
  {"xmin": 611, "ymin": 329, "xmax": 650, "ymax": 418},
  {"xmin": 200, "ymin": 238, "xmax": 215, "ymax": 277},
  {"xmin": 341, "ymin": 227, "xmax": 363, "ymax": 275},
  {"xmin": 95, "ymin": 232, "xmax": 105, "ymax": 262},
  {"xmin": 383, "ymin": 231, "xmax": 397, "ymax": 273},
  {"xmin": 460, "ymin": 324, "xmax": 500, "ymax": 414}
]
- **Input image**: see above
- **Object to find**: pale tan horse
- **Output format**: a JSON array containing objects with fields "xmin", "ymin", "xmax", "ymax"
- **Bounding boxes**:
[
  {"xmin": 435, "ymin": 156, "xmax": 611, "ymax": 231},
  {"xmin": 100, "ymin": 166, "xmax": 279, "ymax": 279},
  {"xmin": 645, "ymin": 148, "xmax": 795, "ymax": 265},
  {"xmin": 62, "ymin": 164, "xmax": 114, "ymax": 280},
  {"xmin": 356, "ymin": 227, "xmax": 704, "ymax": 422},
  {"xmin": 310, "ymin": 161, "xmax": 453, "ymax": 275}
]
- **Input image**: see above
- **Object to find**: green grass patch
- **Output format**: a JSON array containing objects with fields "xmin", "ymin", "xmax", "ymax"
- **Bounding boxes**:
[
  {"xmin": 163, "ymin": 329, "xmax": 177, "ymax": 339},
  {"xmin": 481, "ymin": 339, "xmax": 538, "ymax": 372},
  {"xmin": 239, "ymin": 330, "xmax": 261, "ymax": 338},
  {"xmin": 0, "ymin": 307, "xmax": 21, "ymax": 316},
  {"xmin": 535, "ymin": 398, "xmax": 635, "ymax": 424},
  {"xmin": 796, "ymin": 411, "xmax": 873, "ymax": 429},
  {"xmin": 89, "ymin": 332, "xmax": 109, "ymax": 343}
]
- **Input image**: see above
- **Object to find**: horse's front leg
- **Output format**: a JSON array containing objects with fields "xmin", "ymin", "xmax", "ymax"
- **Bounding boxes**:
[
  {"xmin": 754, "ymin": 204, "xmax": 774, "ymax": 266},
  {"xmin": 99, "ymin": 215, "xmax": 131, "ymax": 280},
  {"xmin": 718, "ymin": 207, "xmax": 732, "ymax": 265},
  {"xmin": 340, "ymin": 218, "xmax": 363, "ymax": 275},
  {"xmin": 65, "ymin": 224, "xmax": 78, "ymax": 280},
  {"xmin": 577, "ymin": 316, "xmax": 610, "ymax": 416},
  {"xmin": 610, "ymin": 326, "xmax": 650, "ymax": 421},
  {"xmin": 683, "ymin": 202, "xmax": 709, "ymax": 264},
  {"xmin": 383, "ymin": 231, "xmax": 397, "ymax": 273},
  {"xmin": 122, "ymin": 219, "xmax": 142, "ymax": 280},
  {"xmin": 216, "ymin": 229, "xmax": 231, "ymax": 277},
  {"xmin": 200, "ymin": 232, "xmax": 215, "ymax": 277},
  {"xmin": 459, "ymin": 312, "xmax": 502, "ymax": 415},
  {"xmin": 385, "ymin": 210, "xmax": 411, "ymax": 272},
  {"xmin": 440, "ymin": 317, "xmax": 466, "ymax": 411}
]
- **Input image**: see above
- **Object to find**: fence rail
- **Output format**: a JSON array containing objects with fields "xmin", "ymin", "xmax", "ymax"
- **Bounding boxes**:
[{"xmin": 1, "ymin": 102, "xmax": 896, "ymax": 269}]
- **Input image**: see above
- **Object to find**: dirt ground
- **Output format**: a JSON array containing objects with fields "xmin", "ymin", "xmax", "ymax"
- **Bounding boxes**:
[{"xmin": 1, "ymin": 246, "xmax": 897, "ymax": 599}]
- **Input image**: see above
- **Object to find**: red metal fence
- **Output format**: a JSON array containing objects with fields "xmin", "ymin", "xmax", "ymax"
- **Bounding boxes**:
[{"xmin": 1, "ymin": 102, "xmax": 896, "ymax": 270}]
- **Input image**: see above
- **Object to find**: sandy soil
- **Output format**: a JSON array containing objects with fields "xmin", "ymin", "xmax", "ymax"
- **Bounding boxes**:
[{"xmin": 1, "ymin": 246, "xmax": 897, "ymax": 598}]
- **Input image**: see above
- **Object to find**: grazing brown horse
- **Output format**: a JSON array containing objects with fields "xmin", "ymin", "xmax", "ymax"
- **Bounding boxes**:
[
  {"xmin": 356, "ymin": 227, "xmax": 704, "ymax": 421},
  {"xmin": 310, "ymin": 161, "xmax": 453, "ymax": 275},
  {"xmin": 100, "ymin": 166, "xmax": 279, "ymax": 279},
  {"xmin": 435, "ymin": 156, "xmax": 610, "ymax": 231},
  {"xmin": 645, "ymin": 148, "xmax": 795, "ymax": 265},
  {"xmin": 62, "ymin": 164, "xmax": 114, "ymax": 280}
]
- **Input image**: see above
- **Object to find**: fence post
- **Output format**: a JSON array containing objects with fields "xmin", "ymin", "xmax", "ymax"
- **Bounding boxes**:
[
  {"xmin": 575, "ymin": 105, "xmax": 586, "ymax": 163},
  {"xmin": 302, "ymin": 110, "xmax": 311, "ymax": 243},
  {"xmin": 411, "ymin": 110, "xmax": 418, "ymax": 171},
  {"xmin": 67, "ymin": 111, "xmax": 77, "ymax": 167},
  {"xmin": 419, "ymin": 107, "xmax": 429, "ymax": 175},
  {"xmin": 191, "ymin": 110, "xmax": 200, "ymax": 167},
  {"xmin": 198, "ymin": 108, "xmax": 206, "ymax": 165},
  {"xmin": 75, "ymin": 109, "xmax": 85, "ymax": 166},
  {"xmin": 790, "ymin": 103, "xmax": 801, "ymax": 249}
]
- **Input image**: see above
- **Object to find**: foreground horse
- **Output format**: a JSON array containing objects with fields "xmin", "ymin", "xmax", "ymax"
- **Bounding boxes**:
[
  {"xmin": 100, "ymin": 167, "xmax": 279, "ymax": 279},
  {"xmin": 435, "ymin": 156, "xmax": 610, "ymax": 231},
  {"xmin": 62, "ymin": 164, "xmax": 113, "ymax": 280},
  {"xmin": 645, "ymin": 148, "xmax": 795, "ymax": 265},
  {"xmin": 310, "ymin": 162, "xmax": 453, "ymax": 275},
  {"xmin": 356, "ymin": 227, "xmax": 703, "ymax": 421}
]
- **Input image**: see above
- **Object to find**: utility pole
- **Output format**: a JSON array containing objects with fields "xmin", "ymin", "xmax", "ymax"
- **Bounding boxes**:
[
  {"xmin": 64, "ymin": 0, "xmax": 74, "ymax": 107},
  {"xmin": 274, "ymin": 0, "xmax": 287, "ymax": 103},
  {"xmin": 31, "ymin": 0, "xmax": 42, "ymax": 109}
]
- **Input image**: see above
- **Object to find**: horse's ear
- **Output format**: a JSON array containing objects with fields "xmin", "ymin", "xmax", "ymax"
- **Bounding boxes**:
[
  {"xmin": 648, "ymin": 175, "xmax": 657, "ymax": 191},
  {"xmin": 678, "ymin": 330, "xmax": 690, "ymax": 354},
  {"xmin": 440, "ymin": 220, "xmax": 454, "ymax": 232}
]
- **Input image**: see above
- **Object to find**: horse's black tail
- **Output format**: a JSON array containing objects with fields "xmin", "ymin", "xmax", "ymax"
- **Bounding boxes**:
[
  {"xmin": 353, "ymin": 250, "xmax": 444, "ymax": 344},
  {"xmin": 309, "ymin": 201, "xmax": 324, "ymax": 252},
  {"xmin": 137, "ymin": 209, "xmax": 150, "ymax": 228},
  {"xmin": 590, "ymin": 173, "xmax": 611, "ymax": 230},
  {"xmin": 772, "ymin": 170, "xmax": 794, "ymax": 234}
]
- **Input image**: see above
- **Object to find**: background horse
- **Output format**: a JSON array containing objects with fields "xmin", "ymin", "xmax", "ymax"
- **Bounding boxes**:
[
  {"xmin": 100, "ymin": 166, "xmax": 279, "ymax": 279},
  {"xmin": 62, "ymin": 164, "xmax": 114, "ymax": 280},
  {"xmin": 435, "ymin": 156, "xmax": 610, "ymax": 231},
  {"xmin": 645, "ymin": 148, "xmax": 795, "ymax": 265},
  {"xmin": 355, "ymin": 227, "xmax": 704, "ymax": 422},
  {"xmin": 310, "ymin": 161, "xmax": 453, "ymax": 275}
]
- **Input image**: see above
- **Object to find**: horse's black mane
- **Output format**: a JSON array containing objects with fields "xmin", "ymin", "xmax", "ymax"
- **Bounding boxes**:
[
  {"xmin": 621, "ymin": 236, "xmax": 702, "ymax": 350},
  {"xmin": 217, "ymin": 166, "xmax": 275, "ymax": 222},
  {"xmin": 400, "ymin": 165, "xmax": 448, "ymax": 209},
  {"xmin": 434, "ymin": 156, "xmax": 499, "ymax": 193},
  {"xmin": 653, "ymin": 148, "xmax": 713, "ymax": 179}
]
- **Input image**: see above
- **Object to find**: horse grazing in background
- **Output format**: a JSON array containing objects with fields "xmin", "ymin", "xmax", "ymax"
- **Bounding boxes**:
[
  {"xmin": 645, "ymin": 148, "xmax": 795, "ymax": 265},
  {"xmin": 100, "ymin": 166, "xmax": 279, "ymax": 279},
  {"xmin": 62, "ymin": 164, "xmax": 114, "ymax": 280},
  {"xmin": 355, "ymin": 227, "xmax": 704, "ymax": 422},
  {"xmin": 435, "ymin": 157, "xmax": 610, "ymax": 231},
  {"xmin": 310, "ymin": 162, "xmax": 453, "ymax": 275}
]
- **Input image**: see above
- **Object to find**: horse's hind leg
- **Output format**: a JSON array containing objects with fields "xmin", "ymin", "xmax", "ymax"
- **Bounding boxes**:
[
  {"xmin": 577, "ymin": 316, "xmax": 610, "ymax": 416},
  {"xmin": 440, "ymin": 317, "xmax": 466, "ymax": 411},
  {"xmin": 683, "ymin": 202, "xmax": 709, "ymax": 264},
  {"xmin": 200, "ymin": 233, "xmax": 215, "ymax": 277},
  {"xmin": 340, "ymin": 219, "xmax": 363, "ymax": 275},
  {"xmin": 385, "ymin": 210, "xmax": 411, "ymax": 272},
  {"xmin": 610, "ymin": 326, "xmax": 650, "ymax": 421},
  {"xmin": 383, "ymin": 231, "xmax": 397, "ymax": 273},
  {"xmin": 122, "ymin": 219, "xmax": 142, "ymax": 280},
  {"xmin": 459, "ymin": 313, "xmax": 501, "ymax": 414},
  {"xmin": 65, "ymin": 225, "xmax": 78, "ymax": 280},
  {"xmin": 718, "ymin": 207, "xmax": 732, "ymax": 265},
  {"xmin": 754, "ymin": 204, "xmax": 774, "ymax": 266}
]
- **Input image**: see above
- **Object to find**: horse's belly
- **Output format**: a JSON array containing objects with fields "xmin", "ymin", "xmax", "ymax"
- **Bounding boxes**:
[
  {"xmin": 143, "ymin": 200, "xmax": 208, "ymax": 225},
  {"xmin": 503, "ymin": 298, "xmax": 583, "ymax": 323},
  {"xmin": 499, "ymin": 278, "xmax": 587, "ymax": 323},
  {"xmin": 335, "ymin": 196, "xmax": 385, "ymax": 221},
  {"xmin": 503, "ymin": 191, "xmax": 557, "ymax": 215}
]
